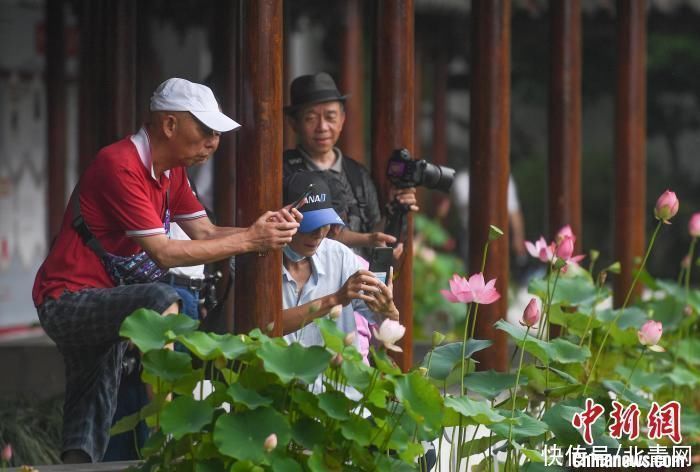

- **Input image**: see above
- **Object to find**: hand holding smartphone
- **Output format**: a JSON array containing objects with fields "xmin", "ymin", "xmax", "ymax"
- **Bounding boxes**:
[
  {"xmin": 289, "ymin": 184, "xmax": 314, "ymax": 210},
  {"xmin": 368, "ymin": 247, "xmax": 393, "ymax": 285}
]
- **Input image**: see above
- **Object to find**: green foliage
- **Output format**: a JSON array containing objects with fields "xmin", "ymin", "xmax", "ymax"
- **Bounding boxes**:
[
  {"xmin": 114, "ymin": 214, "xmax": 700, "ymax": 470},
  {"xmin": 117, "ymin": 309, "xmax": 443, "ymax": 470}
]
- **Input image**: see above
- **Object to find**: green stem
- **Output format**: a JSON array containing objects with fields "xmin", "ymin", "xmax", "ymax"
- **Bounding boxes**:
[
  {"xmin": 684, "ymin": 237, "xmax": 697, "ymax": 299},
  {"xmin": 507, "ymin": 327, "xmax": 531, "ymax": 457},
  {"xmin": 584, "ymin": 220, "xmax": 663, "ymax": 395},
  {"xmin": 460, "ymin": 303, "xmax": 474, "ymax": 397},
  {"xmin": 620, "ymin": 348, "xmax": 645, "ymax": 400},
  {"xmin": 579, "ymin": 284, "xmax": 604, "ymax": 347},
  {"xmin": 538, "ymin": 268, "xmax": 561, "ymax": 340}
]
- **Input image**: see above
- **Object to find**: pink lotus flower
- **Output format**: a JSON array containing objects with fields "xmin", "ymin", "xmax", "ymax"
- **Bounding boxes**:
[
  {"xmin": 525, "ymin": 237, "xmax": 555, "ymax": 263},
  {"xmin": 689, "ymin": 213, "xmax": 700, "ymax": 238},
  {"xmin": 372, "ymin": 319, "xmax": 406, "ymax": 352},
  {"xmin": 638, "ymin": 320, "xmax": 662, "ymax": 347},
  {"xmin": 1, "ymin": 444, "xmax": 11, "ymax": 462},
  {"xmin": 263, "ymin": 433, "xmax": 277, "ymax": 452},
  {"xmin": 520, "ymin": 298, "xmax": 540, "ymax": 327},
  {"xmin": 440, "ymin": 274, "xmax": 474, "ymax": 304},
  {"xmin": 654, "ymin": 190, "xmax": 679, "ymax": 223},
  {"xmin": 554, "ymin": 235, "xmax": 585, "ymax": 271},
  {"xmin": 465, "ymin": 273, "xmax": 501, "ymax": 304},
  {"xmin": 556, "ymin": 225, "xmax": 574, "ymax": 244}
]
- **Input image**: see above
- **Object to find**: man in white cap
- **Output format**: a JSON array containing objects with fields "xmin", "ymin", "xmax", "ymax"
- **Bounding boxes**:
[{"xmin": 32, "ymin": 78, "xmax": 300, "ymax": 464}]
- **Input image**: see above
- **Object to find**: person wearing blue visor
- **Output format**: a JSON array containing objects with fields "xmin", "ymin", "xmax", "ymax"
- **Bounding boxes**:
[{"xmin": 280, "ymin": 171, "xmax": 399, "ymax": 345}]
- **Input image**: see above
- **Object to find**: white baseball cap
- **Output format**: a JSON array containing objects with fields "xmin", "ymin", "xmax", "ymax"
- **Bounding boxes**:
[{"xmin": 150, "ymin": 78, "xmax": 241, "ymax": 133}]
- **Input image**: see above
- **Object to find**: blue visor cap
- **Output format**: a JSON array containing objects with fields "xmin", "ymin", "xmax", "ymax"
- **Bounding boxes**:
[{"xmin": 284, "ymin": 171, "xmax": 346, "ymax": 233}]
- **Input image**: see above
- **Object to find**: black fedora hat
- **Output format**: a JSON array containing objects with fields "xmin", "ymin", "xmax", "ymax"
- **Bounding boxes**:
[{"xmin": 284, "ymin": 72, "xmax": 348, "ymax": 115}]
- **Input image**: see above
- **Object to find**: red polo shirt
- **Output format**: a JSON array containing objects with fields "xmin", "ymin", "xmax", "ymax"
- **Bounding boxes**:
[{"xmin": 32, "ymin": 128, "xmax": 205, "ymax": 305}]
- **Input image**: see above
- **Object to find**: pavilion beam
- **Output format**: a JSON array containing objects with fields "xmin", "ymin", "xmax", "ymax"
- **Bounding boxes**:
[
  {"xmin": 614, "ymin": 0, "xmax": 646, "ymax": 307},
  {"xmin": 549, "ymin": 0, "xmax": 582, "ymax": 250},
  {"xmin": 469, "ymin": 0, "xmax": 511, "ymax": 372},
  {"xmin": 235, "ymin": 0, "xmax": 284, "ymax": 335},
  {"xmin": 337, "ymin": 0, "xmax": 366, "ymax": 165},
  {"xmin": 210, "ymin": 0, "xmax": 240, "ymax": 333},
  {"xmin": 46, "ymin": 0, "xmax": 67, "ymax": 240},
  {"xmin": 372, "ymin": 0, "xmax": 414, "ymax": 370}
]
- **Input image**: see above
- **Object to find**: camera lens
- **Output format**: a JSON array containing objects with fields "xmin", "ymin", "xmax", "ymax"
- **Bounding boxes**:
[{"xmin": 421, "ymin": 162, "xmax": 455, "ymax": 193}]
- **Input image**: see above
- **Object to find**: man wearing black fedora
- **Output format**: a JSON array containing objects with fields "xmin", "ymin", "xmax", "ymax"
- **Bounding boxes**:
[{"xmin": 283, "ymin": 72, "xmax": 417, "ymax": 256}]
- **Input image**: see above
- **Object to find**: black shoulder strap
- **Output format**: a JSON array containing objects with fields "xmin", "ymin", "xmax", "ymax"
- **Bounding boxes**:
[
  {"xmin": 70, "ymin": 182, "xmax": 108, "ymax": 257},
  {"xmin": 341, "ymin": 155, "xmax": 366, "ymax": 200},
  {"xmin": 70, "ymin": 182, "xmax": 170, "ymax": 258},
  {"xmin": 283, "ymin": 148, "xmax": 307, "ymax": 177}
]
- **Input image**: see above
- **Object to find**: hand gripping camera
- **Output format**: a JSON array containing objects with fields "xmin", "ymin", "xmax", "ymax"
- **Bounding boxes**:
[{"xmin": 384, "ymin": 149, "xmax": 455, "ymax": 241}]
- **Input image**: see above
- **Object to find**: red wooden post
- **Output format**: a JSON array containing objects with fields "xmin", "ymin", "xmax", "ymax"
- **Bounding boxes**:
[
  {"xmin": 549, "ymin": 0, "xmax": 582, "ymax": 250},
  {"xmin": 614, "ymin": 0, "xmax": 646, "ymax": 307},
  {"xmin": 372, "ymin": 0, "xmax": 414, "ymax": 370},
  {"xmin": 46, "ymin": 0, "xmax": 67, "ymax": 240},
  {"xmin": 469, "ymin": 0, "xmax": 511, "ymax": 372},
  {"xmin": 210, "ymin": 0, "xmax": 240, "ymax": 332},
  {"xmin": 235, "ymin": 0, "xmax": 284, "ymax": 335},
  {"xmin": 337, "ymin": 0, "xmax": 366, "ymax": 165}
]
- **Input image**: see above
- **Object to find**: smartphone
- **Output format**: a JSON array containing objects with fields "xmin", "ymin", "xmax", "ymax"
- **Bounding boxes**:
[
  {"xmin": 368, "ymin": 247, "xmax": 393, "ymax": 285},
  {"xmin": 290, "ymin": 184, "xmax": 314, "ymax": 210}
]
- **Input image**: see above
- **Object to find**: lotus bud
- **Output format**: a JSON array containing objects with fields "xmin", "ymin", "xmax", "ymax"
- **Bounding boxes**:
[
  {"xmin": 556, "ymin": 236, "xmax": 574, "ymax": 260},
  {"xmin": 589, "ymin": 249, "xmax": 600, "ymax": 264},
  {"xmin": 329, "ymin": 304, "xmax": 343, "ymax": 320},
  {"xmin": 418, "ymin": 366, "xmax": 429, "ymax": 377},
  {"xmin": 214, "ymin": 355, "xmax": 227, "ymax": 370},
  {"xmin": 344, "ymin": 332, "xmax": 356, "ymax": 346},
  {"xmin": 689, "ymin": 213, "xmax": 700, "ymax": 237},
  {"xmin": 263, "ymin": 433, "xmax": 277, "ymax": 452},
  {"xmin": 265, "ymin": 322, "xmax": 275, "ymax": 333},
  {"xmin": 1, "ymin": 444, "xmax": 12, "ymax": 462},
  {"xmin": 681, "ymin": 255, "xmax": 691, "ymax": 269},
  {"xmin": 654, "ymin": 190, "xmax": 679, "ymax": 223},
  {"xmin": 520, "ymin": 298, "xmax": 541, "ymax": 328},
  {"xmin": 684, "ymin": 305, "xmax": 693, "ymax": 317},
  {"xmin": 638, "ymin": 320, "xmax": 663, "ymax": 347},
  {"xmin": 556, "ymin": 225, "xmax": 574, "ymax": 244},
  {"xmin": 432, "ymin": 331, "xmax": 446, "ymax": 347},
  {"xmin": 607, "ymin": 261, "xmax": 621, "ymax": 274},
  {"xmin": 331, "ymin": 353, "xmax": 343, "ymax": 367}
]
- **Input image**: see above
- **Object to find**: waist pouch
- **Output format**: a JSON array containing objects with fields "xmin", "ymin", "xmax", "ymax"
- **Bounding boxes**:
[
  {"xmin": 70, "ymin": 182, "xmax": 170, "ymax": 286},
  {"xmin": 101, "ymin": 251, "xmax": 169, "ymax": 286}
]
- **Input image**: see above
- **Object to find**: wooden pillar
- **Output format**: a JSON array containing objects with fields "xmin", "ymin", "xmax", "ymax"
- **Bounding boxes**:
[
  {"xmin": 235, "ymin": 0, "xmax": 284, "ymax": 335},
  {"xmin": 210, "ymin": 0, "xmax": 240, "ymax": 333},
  {"xmin": 372, "ymin": 0, "xmax": 414, "ymax": 370},
  {"xmin": 469, "ymin": 0, "xmax": 510, "ymax": 372},
  {"xmin": 614, "ymin": 0, "xmax": 646, "ymax": 307},
  {"xmin": 548, "ymin": 0, "xmax": 582, "ymax": 249},
  {"xmin": 78, "ymin": 0, "xmax": 136, "ymax": 170},
  {"xmin": 46, "ymin": 0, "xmax": 67, "ymax": 240},
  {"xmin": 337, "ymin": 0, "xmax": 366, "ymax": 165}
]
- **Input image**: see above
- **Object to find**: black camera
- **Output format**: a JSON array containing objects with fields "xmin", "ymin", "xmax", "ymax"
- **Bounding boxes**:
[{"xmin": 386, "ymin": 148, "xmax": 455, "ymax": 193}]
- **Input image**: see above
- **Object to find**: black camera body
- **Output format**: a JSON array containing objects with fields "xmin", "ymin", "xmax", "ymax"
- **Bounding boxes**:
[{"xmin": 386, "ymin": 148, "xmax": 455, "ymax": 193}]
